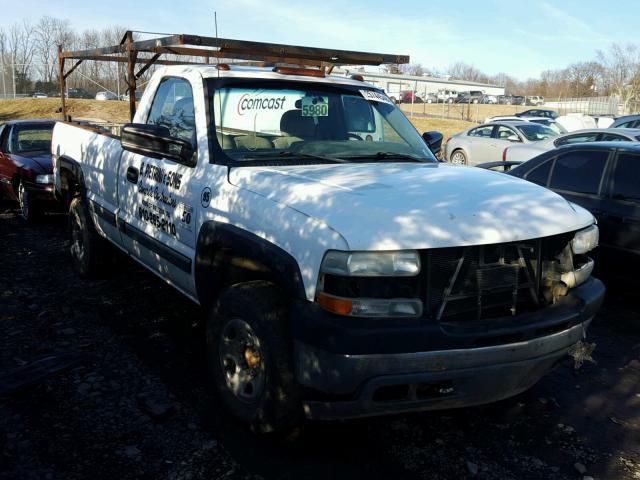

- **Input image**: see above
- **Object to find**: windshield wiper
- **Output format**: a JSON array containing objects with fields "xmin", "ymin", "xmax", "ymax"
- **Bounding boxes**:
[
  {"xmin": 240, "ymin": 150, "xmax": 347, "ymax": 163},
  {"xmin": 341, "ymin": 152, "xmax": 424, "ymax": 162}
]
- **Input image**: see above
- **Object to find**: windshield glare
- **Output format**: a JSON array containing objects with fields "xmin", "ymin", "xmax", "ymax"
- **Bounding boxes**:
[
  {"xmin": 212, "ymin": 85, "xmax": 435, "ymax": 163},
  {"xmin": 515, "ymin": 123, "xmax": 557, "ymax": 141}
]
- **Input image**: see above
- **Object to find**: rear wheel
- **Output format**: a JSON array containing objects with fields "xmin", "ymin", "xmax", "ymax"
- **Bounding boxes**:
[
  {"xmin": 68, "ymin": 197, "xmax": 106, "ymax": 277},
  {"xmin": 450, "ymin": 149, "xmax": 467, "ymax": 165},
  {"xmin": 207, "ymin": 281, "xmax": 302, "ymax": 433}
]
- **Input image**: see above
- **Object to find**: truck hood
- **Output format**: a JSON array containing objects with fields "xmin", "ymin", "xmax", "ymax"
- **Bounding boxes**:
[{"xmin": 228, "ymin": 162, "xmax": 594, "ymax": 250}]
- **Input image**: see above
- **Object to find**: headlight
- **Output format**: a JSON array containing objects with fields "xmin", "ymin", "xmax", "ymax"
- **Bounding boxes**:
[
  {"xmin": 35, "ymin": 174, "xmax": 53, "ymax": 184},
  {"xmin": 321, "ymin": 250, "xmax": 421, "ymax": 277},
  {"xmin": 572, "ymin": 225, "xmax": 598, "ymax": 254}
]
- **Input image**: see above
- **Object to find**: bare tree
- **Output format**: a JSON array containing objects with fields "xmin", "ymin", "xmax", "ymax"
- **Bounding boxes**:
[
  {"xmin": 564, "ymin": 61, "xmax": 604, "ymax": 97},
  {"xmin": 7, "ymin": 20, "xmax": 36, "ymax": 93},
  {"xmin": 399, "ymin": 63, "xmax": 426, "ymax": 76},
  {"xmin": 446, "ymin": 62, "xmax": 489, "ymax": 84},
  {"xmin": 597, "ymin": 43, "xmax": 640, "ymax": 109}
]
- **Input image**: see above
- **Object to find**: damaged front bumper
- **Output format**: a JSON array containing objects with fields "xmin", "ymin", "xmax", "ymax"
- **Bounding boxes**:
[{"xmin": 294, "ymin": 277, "xmax": 605, "ymax": 420}]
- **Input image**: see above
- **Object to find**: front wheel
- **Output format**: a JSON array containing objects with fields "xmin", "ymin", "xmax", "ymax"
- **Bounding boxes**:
[
  {"xmin": 207, "ymin": 281, "xmax": 302, "ymax": 433},
  {"xmin": 18, "ymin": 180, "xmax": 40, "ymax": 222},
  {"xmin": 450, "ymin": 149, "xmax": 467, "ymax": 165}
]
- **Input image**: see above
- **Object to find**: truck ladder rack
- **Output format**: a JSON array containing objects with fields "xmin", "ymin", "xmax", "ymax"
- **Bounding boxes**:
[{"xmin": 58, "ymin": 31, "xmax": 410, "ymax": 121}]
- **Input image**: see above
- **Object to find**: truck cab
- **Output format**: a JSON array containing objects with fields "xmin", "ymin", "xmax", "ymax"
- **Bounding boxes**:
[{"xmin": 52, "ymin": 59, "xmax": 604, "ymax": 433}]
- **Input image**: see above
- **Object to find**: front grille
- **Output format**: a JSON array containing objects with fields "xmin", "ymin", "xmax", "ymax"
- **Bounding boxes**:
[{"xmin": 422, "ymin": 233, "xmax": 573, "ymax": 322}]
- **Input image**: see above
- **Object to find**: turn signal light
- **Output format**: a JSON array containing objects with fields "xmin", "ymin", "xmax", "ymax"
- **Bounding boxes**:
[
  {"xmin": 350, "ymin": 74, "xmax": 364, "ymax": 81},
  {"xmin": 317, "ymin": 292, "xmax": 353, "ymax": 315},
  {"xmin": 216, "ymin": 63, "xmax": 231, "ymax": 71}
]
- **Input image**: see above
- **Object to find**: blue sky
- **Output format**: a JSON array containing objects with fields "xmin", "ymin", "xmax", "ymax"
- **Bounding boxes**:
[{"xmin": 0, "ymin": 0, "xmax": 633, "ymax": 79}]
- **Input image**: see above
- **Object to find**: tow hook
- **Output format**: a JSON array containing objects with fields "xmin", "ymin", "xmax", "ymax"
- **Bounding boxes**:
[{"xmin": 567, "ymin": 341, "xmax": 597, "ymax": 369}]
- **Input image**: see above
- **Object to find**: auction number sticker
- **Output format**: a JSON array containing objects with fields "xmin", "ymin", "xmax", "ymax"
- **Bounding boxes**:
[
  {"xmin": 301, "ymin": 96, "xmax": 329, "ymax": 116},
  {"xmin": 359, "ymin": 89, "xmax": 394, "ymax": 105}
]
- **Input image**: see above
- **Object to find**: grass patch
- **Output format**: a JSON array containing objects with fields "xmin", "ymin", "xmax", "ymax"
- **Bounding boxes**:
[{"xmin": 0, "ymin": 98, "xmax": 130, "ymax": 123}]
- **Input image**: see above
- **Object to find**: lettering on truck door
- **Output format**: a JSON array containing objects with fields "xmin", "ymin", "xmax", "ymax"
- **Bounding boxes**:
[{"xmin": 117, "ymin": 76, "xmax": 199, "ymax": 297}]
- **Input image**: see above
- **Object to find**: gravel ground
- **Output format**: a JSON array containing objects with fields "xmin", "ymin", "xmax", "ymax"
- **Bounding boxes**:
[{"xmin": 1, "ymin": 202, "xmax": 639, "ymax": 480}]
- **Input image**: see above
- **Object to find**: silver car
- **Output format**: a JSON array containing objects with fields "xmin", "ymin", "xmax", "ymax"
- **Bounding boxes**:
[
  {"xmin": 504, "ymin": 127, "xmax": 640, "ymax": 163},
  {"xmin": 445, "ymin": 121, "xmax": 558, "ymax": 166}
]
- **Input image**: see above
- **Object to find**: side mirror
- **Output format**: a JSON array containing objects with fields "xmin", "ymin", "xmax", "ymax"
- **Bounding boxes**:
[
  {"xmin": 507, "ymin": 134, "xmax": 520, "ymax": 142},
  {"xmin": 422, "ymin": 131, "xmax": 443, "ymax": 156},
  {"xmin": 121, "ymin": 123, "xmax": 195, "ymax": 166}
]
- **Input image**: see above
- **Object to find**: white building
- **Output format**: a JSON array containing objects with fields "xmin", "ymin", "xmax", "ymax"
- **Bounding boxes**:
[{"xmin": 334, "ymin": 68, "xmax": 505, "ymax": 102}]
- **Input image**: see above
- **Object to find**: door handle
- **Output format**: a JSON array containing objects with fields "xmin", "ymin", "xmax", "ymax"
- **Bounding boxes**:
[{"xmin": 126, "ymin": 166, "xmax": 139, "ymax": 184}]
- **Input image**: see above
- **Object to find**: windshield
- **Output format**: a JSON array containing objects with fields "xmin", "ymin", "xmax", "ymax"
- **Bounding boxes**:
[
  {"xmin": 211, "ymin": 84, "xmax": 435, "ymax": 164},
  {"xmin": 515, "ymin": 123, "xmax": 557, "ymax": 141},
  {"xmin": 12, "ymin": 124, "xmax": 54, "ymax": 153},
  {"xmin": 529, "ymin": 119, "xmax": 566, "ymax": 135}
]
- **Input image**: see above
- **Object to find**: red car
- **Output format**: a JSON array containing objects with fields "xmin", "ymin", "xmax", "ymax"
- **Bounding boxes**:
[{"xmin": 0, "ymin": 120, "xmax": 59, "ymax": 220}]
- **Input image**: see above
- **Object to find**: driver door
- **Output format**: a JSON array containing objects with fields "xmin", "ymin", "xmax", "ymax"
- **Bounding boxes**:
[{"xmin": 117, "ymin": 77, "xmax": 200, "ymax": 298}]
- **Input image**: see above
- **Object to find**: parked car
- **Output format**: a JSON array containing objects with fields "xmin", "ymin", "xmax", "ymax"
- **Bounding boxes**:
[
  {"xmin": 68, "ymin": 88, "xmax": 94, "ymax": 99},
  {"xmin": 610, "ymin": 114, "xmax": 640, "ymax": 129},
  {"xmin": 481, "ymin": 94, "xmax": 497, "ymax": 104},
  {"xmin": 95, "ymin": 91, "xmax": 118, "ymax": 101},
  {"xmin": 0, "ymin": 120, "xmax": 59, "ymax": 220},
  {"xmin": 504, "ymin": 128, "xmax": 640, "ymax": 163},
  {"xmin": 526, "ymin": 96, "xmax": 545, "ymax": 106},
  {"xmin": 399, "ymin": 90, "xmax": 422, "ymax": 103},
  {"xmin": 455, "ymin": 90, "xmax": 484, "ymax": 104},
  {"xmin": 32, "ymin": 92, "xmax": 48, "ymax": 99},
  {"xmin": 445, "ymin": 121, "xmax": 558, "ymax": 166},
  {"xmin": 436, "ymin": 89, "xmax": 457, "ymax": 103},
  {"xmin": 486, "ymin": 116, "xmax": 566, "ymax": 135},
  {"xmin": 512, "ymin": 96, "xmax": 525, "ymax": 105},
  {"xmin": 509, "ymin": 142, "xmax": 640, "ymax": 256},
  {"xmin": 516, "ymin": 109, "xmax": 558, "ymax": 120},
  {"xmin": 423, "ymin": 93, "xmax": 437, "ymax": 103},
  {"xmin": 121, "ymin": 90, "xmax": 144, "ymax": 102},
  {"xmin": 497, "ymin": 95, "xmax": 515, "ymax": 105}
]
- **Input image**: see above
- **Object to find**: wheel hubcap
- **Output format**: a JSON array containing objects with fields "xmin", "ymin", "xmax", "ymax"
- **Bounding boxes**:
[
  {"xmin": 219, "ymin": 318, "xmax": 265, "ymax": 403},
  {"xmin": 18, "ymin": 184, "xmax": 28, "ymax": 218},
  {"xmin": 451, "ymin": 152, "xmax": 466, "ymax": 165},
  {"xmin": 70, "ymin": 213, "xmax": 85, "ymax": 262}
]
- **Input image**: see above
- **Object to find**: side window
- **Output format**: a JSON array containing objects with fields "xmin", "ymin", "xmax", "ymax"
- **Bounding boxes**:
[
  {"xmin": 599, "ymin": 133, "xmax": 628, "ymax": 142},
  {"xmin": 555, "ymin": 133, "xmax": 598, "ymax": 146},
  {"xmin": 524, "ymin": 158, "xmax": 553, "ymax": 186},
  {"xmin": 616, "ymin": 120, "xmax": 634, "ymax": 128},
  {"xmin": 468, "ymin": 126, "xmax": 493, "ymax": 138},
  {"xmin": 549, "ymin": 150, "xmax": 608, "ymax": 195},
  {"xmin": 495, "ymin": 126, "xmax": 520, "ymax": 141},
  {"xmin": 611, "ymin": 153, "xmax": 640, "ymax": 202},
  {"xmin": 147, "ymin": 78, "xmax": 196, "ymax": 146}
]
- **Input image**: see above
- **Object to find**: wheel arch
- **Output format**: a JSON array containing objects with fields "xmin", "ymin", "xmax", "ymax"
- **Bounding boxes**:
[
  {"xmin": 195, "ymin": 221, "xmax": 307, "ymax": 309},
  {"xmin": 57, "ymin": 156, "xmax": 86, "ymax": 207}
]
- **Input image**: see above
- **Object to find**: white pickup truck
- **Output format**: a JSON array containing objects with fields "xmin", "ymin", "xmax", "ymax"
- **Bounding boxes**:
[{"xmin": 52, "ymin": 63, "xmax": 604, "ymax": 432}]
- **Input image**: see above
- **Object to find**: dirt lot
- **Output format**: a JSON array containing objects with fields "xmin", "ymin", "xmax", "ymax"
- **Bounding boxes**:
[{"xmin": 1, "ymin": 202, "xmax": 639, "ymax": 480}]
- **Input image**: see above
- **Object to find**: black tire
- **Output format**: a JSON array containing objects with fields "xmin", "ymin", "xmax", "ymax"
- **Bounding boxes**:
[
  {"xmin": 450, "ymin": 149, "xmax": 467, "ymax": 165},
  {"xmin": 18, "ymin": 180, "xmax": 42, "ymax": 222},
  {"xmin": 68, "ymin": 196, "xmax": 106, "ymax": 278},
  {"xmin": 207, "ymin": 281, "xmax": 302, "ymax": 433}
]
